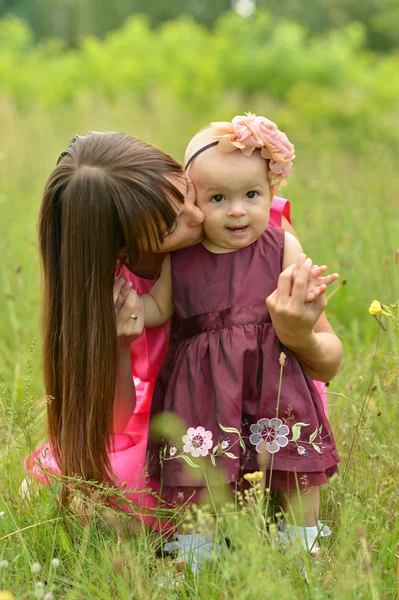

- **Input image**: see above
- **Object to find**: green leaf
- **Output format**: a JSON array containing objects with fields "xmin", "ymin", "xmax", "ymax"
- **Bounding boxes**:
[
  {"xmin": 224, "ymin": 452, "xmax": 238, "ymax": 459},
  {"xmin": 210, "ymin": 454, "xmax": 216, "ymax": 467},
  {"xmin": 239, "ymin": 438, "xmax": 246, "ymax": 452},
  {"xmin": 291, "ymin": 422, "xmax": 310, "ymax": 442},
  {"xmin": 179, "ymin": 454, "xmax": 200, "ymax": 468},
  {"xmin": 219, "ymin": 424, "xmax": 241, "ymax": 435},
  {"xmin": 312, "ymin": 443, "xmax": 323, "ymax": 454},
  {"xmin": 319, "ymin": 424, "xmax": 323, "ymax": 435},
  {"xmin": 309, "ymin": 428, "xmax": 318, "ymax": 444},
  {"xmin": 212, "ymin": 445, "xmax": 219, "ymax": 455},
  {"xmin": 57, "ymin": 525, "xmax": 73, "ymax": 553}
]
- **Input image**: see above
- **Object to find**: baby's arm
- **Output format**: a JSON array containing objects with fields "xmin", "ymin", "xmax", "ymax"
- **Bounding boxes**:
[
  {"xmin": 141, "ymin": 255, "xmax": 174, "ymax": 327},
  {"xmin": 267, "ymin": 232, "xmax": 343, "ymax": 382}
]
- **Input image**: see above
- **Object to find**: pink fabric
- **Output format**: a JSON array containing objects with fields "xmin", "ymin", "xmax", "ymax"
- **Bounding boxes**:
[
  {"xmin": 269, "ymin": 195, "xmax": 291, "ymax": 228},
  {"xmin": 24, "ymin": 195, "xmax": 327, "ymax": 522},
  {"xmin": 23, "ymin": 441, "xmax": 172, "ymax": 532}
]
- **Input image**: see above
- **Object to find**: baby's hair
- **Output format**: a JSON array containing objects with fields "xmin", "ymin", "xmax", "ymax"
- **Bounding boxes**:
[{"xmin": 184, "ymin": 125, "xmax": 212, "ymax": 166}]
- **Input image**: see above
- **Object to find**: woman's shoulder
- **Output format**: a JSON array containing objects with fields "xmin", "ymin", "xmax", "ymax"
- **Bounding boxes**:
[
  {"xmin": 269, "ymin": 196, "xmax": 291, "ymax": 228},
  {"xmin": 120, "ymin": 265, "xmax": 154, "ymax": 294}
]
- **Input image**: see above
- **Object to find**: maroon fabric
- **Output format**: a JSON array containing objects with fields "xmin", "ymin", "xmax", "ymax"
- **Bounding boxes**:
[
  {"xmin": 147, "ymin": 228, "xmax": 340, "ymax": 490},
  {"xmin": 161, "ymin": 466, "xmax": 339, "ymax": 505}
]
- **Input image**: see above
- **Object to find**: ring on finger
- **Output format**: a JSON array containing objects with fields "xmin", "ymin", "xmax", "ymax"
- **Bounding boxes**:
[{"xmin": 130, "ymin": 314, "xmax": 138, "ymax": 320}]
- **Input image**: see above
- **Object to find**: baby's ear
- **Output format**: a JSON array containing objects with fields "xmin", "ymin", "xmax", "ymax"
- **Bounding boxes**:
[{"xmin": 270, "ymin": 185, "xmax": 276, "ymax": 202}]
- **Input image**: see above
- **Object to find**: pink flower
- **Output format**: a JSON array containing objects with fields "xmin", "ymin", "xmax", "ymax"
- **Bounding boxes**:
[
  {"xmin": 209, "ymin": 113, "xmax": 295, "ymax": 189},
  {"xmin": 251, "ymin": 116, "xmax": 279, "ymax": 152},
  {"xmin": 182, "ymin": 426, "xmax": 213, "ymax": 457},
  {"xmin": 231, "ymin": 114, "xmax": 263, "ymax": 152}
]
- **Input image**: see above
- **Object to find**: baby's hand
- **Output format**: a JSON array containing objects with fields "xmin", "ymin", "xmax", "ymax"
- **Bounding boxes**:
[
  {"xmin": 291, "ymin": 254, "xmax": 339, "ymax": 302},
  {"xmin": 305, "ymin": 264, "xmax": 339, "ymax": 302}
]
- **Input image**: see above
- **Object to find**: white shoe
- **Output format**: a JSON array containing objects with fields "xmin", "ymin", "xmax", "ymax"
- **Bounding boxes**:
[
  {"xmin": 277, "ymin": 521, "xmax": 331, "ymax": 555},
  {"xmin": 164, "ymin": 533, "xmax": 221, "ymax": 574}
]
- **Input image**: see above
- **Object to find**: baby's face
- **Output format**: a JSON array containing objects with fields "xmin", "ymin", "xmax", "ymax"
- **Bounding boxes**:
[{"xmin": 188, "ymin": 146, "xmax": 272, "ymax": 253}]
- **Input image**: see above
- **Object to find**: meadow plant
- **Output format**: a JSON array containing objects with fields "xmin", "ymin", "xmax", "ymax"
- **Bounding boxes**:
[{"xmin": 0, "ymin": 96, "xmax": 398, "ymax": 597}]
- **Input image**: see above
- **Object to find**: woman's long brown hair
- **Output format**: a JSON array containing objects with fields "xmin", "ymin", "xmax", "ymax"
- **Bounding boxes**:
[{"xmin": 39, "ymin": 132, "xmax": 184, "ymax": 485}]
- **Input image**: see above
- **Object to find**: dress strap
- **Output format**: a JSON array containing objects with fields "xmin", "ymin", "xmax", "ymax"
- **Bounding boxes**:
[{"xmin": 269, "ymin": 196, "xmax": 291, "ymax": 228}]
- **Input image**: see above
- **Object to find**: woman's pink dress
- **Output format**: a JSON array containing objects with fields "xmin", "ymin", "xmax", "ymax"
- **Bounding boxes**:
[{"xmin": 24, "ymin": 197, "xmax": 328, "ymax": 521}]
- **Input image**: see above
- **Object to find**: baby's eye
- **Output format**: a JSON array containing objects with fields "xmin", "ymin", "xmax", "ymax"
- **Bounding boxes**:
[
  {"xmin": 211, "ymin": 194, "xmax": 225, "ymax": 203},
  {"xmin": 246, "ymin": 191, "xmax": 259, "ymax": 199}
]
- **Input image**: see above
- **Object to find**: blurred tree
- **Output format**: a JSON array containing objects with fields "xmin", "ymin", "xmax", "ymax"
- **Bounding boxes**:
[
  {"xmin": 323, "ymin": 0, "xmax": 399, "ymax": 51},
  {"xmin": 125, "ymin": 0, "xmax": 232, "ymax": 27},
  {"xmin": 0, "ymin": 0, "xmax": 130, "ymax": 44},
  {"xmin": 0, "ymin": 0, "xmax": 233, "ymax": 45},
  {"xmin": 0, "ymin": 0, "xmax": 397, "ymax": 51},
  {"xmin": 257, "ymin": 0, "xmax": 399, "ymax": 51}
]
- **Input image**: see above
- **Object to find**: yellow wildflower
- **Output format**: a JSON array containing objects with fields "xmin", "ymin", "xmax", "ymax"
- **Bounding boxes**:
[
  {"xmin": 369, "ymin": 300, "xmax": 383, "ymax": 315},
  {"xmin": 243, "ymin": 471, "xmax": 263, "ymax": 484},
  {"xmin": 279, "ymin": 352, "xmax": 286, "ymax": 367},
  {"xmin": 0, "ymin": 592, "xmax": 15, "ymax": 600}
]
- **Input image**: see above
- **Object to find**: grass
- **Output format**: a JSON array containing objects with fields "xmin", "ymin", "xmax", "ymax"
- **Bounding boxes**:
[{"xmin": 0, "ymin": 98, "xmax": 398, "ymax": 599}]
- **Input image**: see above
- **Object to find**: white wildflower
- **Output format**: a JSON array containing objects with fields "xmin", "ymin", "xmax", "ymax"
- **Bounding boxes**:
[
  {"xmin": 31, "ymin": 561, "xmax": 41, "ymax": 574},
  {"xmin": 34, "ymin": 582, "xmax": 44, "ymax": 599}
]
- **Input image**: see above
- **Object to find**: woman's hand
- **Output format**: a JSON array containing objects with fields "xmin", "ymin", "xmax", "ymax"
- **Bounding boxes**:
[
  {"xmin": 114, "ymin": 277, "xmax": 144, "ymax": 347},
  {"xmin": 266, "ymin": 255, "xmax": 328, "ymax": 351}
]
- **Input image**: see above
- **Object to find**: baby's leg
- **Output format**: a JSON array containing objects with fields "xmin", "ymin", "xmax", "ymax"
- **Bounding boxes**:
[
  {"xmin": 278, "ymin": 486, "xmax": 331, "ymax": 554},
  {"xmin": 280, "ymin": 486, "xmax": 320, "ymax": 527},
  {"xmin": 161, "ymin": 485, "xmax": 224, "ymax": 572}
]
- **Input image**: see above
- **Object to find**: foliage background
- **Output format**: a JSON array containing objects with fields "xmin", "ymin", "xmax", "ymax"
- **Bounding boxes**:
[{"xmin": 0, "ymin": 1, "xmax": 398, "ymax": 598}]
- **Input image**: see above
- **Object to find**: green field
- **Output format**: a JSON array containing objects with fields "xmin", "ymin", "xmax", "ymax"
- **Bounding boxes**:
[{"xmin": 0, "ymin": 92, "xmax": 398, "ymax": 598}]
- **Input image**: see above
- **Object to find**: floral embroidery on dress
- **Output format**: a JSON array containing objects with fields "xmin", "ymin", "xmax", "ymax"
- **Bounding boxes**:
[
  {"xmin": 249, "ymin": 418, "xmax": 289, "ymax": 454},
  {"xmin": 297, "ymin": 446, "xmax": 309, "ymax": 457},
  {"xmin": 182, "ymin": 426, "xmax": 213, "ymax": 457},
  {"xmin": 283, "ymin": 403, "xmax": 295, "ymax": 425},
  {"xmin": 291, "ymin": 422, "xmax": 325, "ymax": 454},
  {"xmin": 159, "ymin": 425, "xmax": 244, "ymax": 469},
  {"xmin": 300, "ymin": 473, "xmax": 310, "ymax": 489},
  {"xmin": 159, "ymin": 419, "xmax": 329, "ymax": 470}
]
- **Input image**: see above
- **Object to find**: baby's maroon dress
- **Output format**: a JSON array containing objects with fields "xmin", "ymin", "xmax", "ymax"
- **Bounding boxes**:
[{"xmin": 147, "ymin": 228, "xmax": 340, "ymax": 494}]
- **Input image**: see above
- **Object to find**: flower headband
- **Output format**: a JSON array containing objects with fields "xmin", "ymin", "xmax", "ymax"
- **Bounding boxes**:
[{"xmin": 185, "ymin": 113, "xmax": 295, "ymax": 189}]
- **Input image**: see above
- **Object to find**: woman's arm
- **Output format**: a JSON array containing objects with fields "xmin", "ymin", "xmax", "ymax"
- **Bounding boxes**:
[
  {"xmin": 113, "ymin": 277, "xmax": 144, "ymax": 433},
  {"xmin": 113, "ymin": 344, "xmax": 137, "ymax": 433},
  {"xmin": 267, "ymin": 233, "xmax": 343, "ymax": 382},
  {"xmin": 297, "ymin": 313, "xmax": 343, "ymax": 382}
]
